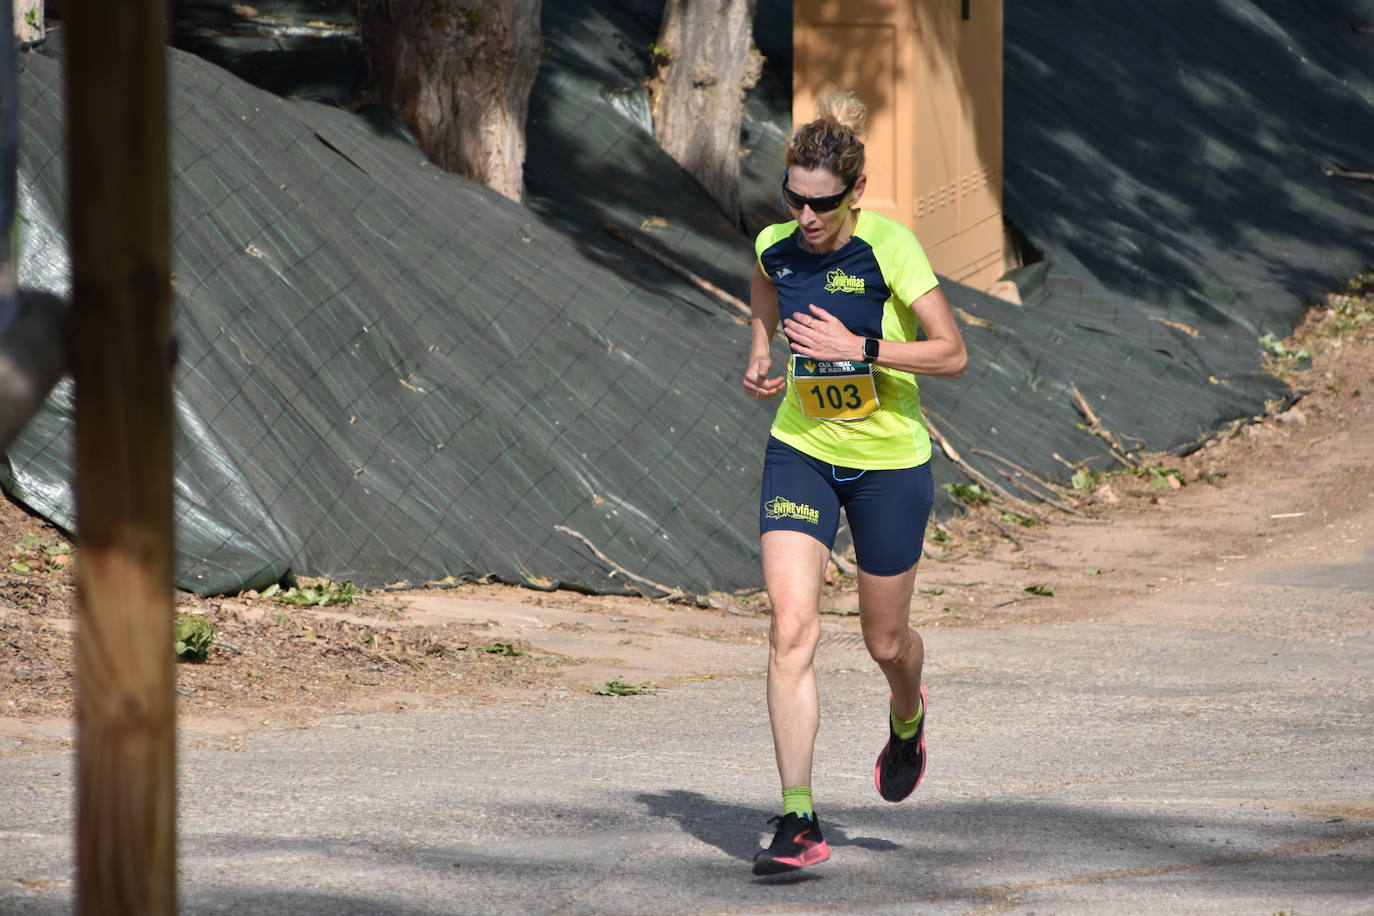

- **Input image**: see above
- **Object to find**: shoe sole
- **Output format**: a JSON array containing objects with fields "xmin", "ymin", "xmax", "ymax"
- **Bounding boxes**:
[
  {"xmin": 751, "ymin": 841, "xmax": 832, "ymax": 875},
  {"xmin": 874, "ymin": 685, "xmax": 928, "ymax": 802}
]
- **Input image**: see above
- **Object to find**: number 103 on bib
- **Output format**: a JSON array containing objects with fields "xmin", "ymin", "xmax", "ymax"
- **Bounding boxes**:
[{"xmin": 792, "ymin": 356, "xmax": 880, "ymax": 421}]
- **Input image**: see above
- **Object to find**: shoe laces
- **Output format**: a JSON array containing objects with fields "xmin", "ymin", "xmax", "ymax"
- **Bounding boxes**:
[
  {"xmin": 767, "ymin": 813, "xmax": 814, "ymax": 832},
  {"xmin": 891, "ymin": 732, "xmax": 922, "ymax": 766}
]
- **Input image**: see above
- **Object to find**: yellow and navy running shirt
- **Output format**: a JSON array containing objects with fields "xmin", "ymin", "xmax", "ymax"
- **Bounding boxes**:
[{"xmin": 756, "ymin": 208, "xmax": 940, "ymax": 470}]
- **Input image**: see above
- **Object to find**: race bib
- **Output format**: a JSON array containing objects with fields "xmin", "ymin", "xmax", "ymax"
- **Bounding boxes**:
[{"xmin": 792, "ymin": 355, "xmax": 880, "ymax": 421}]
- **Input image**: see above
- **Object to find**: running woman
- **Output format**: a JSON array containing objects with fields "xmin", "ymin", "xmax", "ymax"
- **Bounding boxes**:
[{"xmin": 742, "ymin": 90, "xmax": 967, "ymax": 875}]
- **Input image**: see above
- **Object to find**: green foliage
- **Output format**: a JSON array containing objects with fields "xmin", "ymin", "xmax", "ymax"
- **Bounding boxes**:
[
  {"xmin": 1328, "ymin": 289, "xmax": 1374, "ymax": 336},
  {"xmin": 647, "ymin": 42, "xmax": 672, "ymax": 67},
  {"xmin": 1024, "ymin": 584, "xmax": 1054, "ymax": 597},
  {"xmin": 1070, "ymin": 467, "xmax": 1104, "ymax": 492},
  {"xmin": 1069, "ymin": 461, "xmax": 1184, "ymax": 495},
  {"xmin": 1259, "ymin": 332, "xmax": 1310, "ymax": 362},
  {"xmin": 592, "ymin": 677, "xmax": 656, "ymax": 696},
  {"xmin": 262, "ymin": 579, "xmax": 358, "ymax": 607},
  {"xmin": 1134, "ymin": 466, "xmax": 1183, "ymax": 490},
  {"xmin": 480, "ymin": 642, "xmax": 528, "ymax": 657},
  {"xmin": 942, "ymin": 482, "xmax": 991, "ymax": 506},
  {"xmin": 999, "ymin": 511, "xmax": 1035, "ymax": 527},
  {"xmin": 1257, "ymin": 276, "xmax": 1371, "ymax": 382},
  {"xmin": 174, "ymin": 614, "xmax": 216, "ymax": 663},
  {"xmin": 7, "ymin": 533, "xmax": 71, "ymax": 576},
  {"xmin": 1343, "ymin": 271, "xmax": 1374, "ymax": 295}
]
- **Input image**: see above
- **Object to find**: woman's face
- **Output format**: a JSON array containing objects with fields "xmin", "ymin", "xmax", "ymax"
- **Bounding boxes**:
[{"xmin": 785, "ymin": 165, "xmax": 866, "ymax": 253}]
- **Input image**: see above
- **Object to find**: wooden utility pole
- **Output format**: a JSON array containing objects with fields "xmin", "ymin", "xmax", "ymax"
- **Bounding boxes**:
[{"xmin": 63, "ymin": 1, "xmax": 177, "ymax": 913}]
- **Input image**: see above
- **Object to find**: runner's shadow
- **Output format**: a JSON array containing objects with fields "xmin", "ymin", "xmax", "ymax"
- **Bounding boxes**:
[{"xmin": 635, "ymin": 789, "xmax": 902, "ymax": 865}]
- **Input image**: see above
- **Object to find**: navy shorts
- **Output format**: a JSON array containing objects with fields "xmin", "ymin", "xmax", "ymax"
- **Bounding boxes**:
[{"xmin": 759, "ymin": 437, "xmax": 934, "ymax": 576}]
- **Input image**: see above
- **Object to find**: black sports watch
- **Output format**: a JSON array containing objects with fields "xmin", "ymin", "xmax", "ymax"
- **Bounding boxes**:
[{"xmin": 861, "ymin": 337, "xmax": 880, "ymax": 364}]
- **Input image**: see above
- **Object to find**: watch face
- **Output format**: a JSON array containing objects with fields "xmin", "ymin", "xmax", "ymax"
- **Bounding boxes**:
[{"xmin": 863, "ymin": 338, "xmax": 879, "ymax": 362}]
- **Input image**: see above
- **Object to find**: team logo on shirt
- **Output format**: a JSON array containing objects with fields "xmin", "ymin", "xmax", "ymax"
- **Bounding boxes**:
[
  {"xmin": 774, "ymin": 267, "xmax": 794, "ymax": 280},
  {"xmin": 764, "ymin": 496, "xmax": 821, "ymax": 524},
  {"xmin": 824, "ymin": 268, "xmax": 865, "ymax": 294}
]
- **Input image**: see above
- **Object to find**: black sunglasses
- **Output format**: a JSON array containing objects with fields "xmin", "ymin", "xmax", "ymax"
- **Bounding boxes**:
[{"xmin": 781, "ymin": 174, "xmax": 855, "ymax": 213}]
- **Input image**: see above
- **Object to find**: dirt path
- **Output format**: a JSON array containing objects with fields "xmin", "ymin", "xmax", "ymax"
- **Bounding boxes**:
[{"xmin": 2, "ymin": 288, "xmax": 1371, "ymax": 753}]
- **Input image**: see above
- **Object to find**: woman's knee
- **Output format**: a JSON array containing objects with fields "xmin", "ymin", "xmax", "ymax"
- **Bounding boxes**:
[
  {"xmin": 769, "ymin": 611, "xmax": 820, "ymax": 662},
  {"xmin": 862, "ymin": 623, "xmax": 914, "ymax": 666}
]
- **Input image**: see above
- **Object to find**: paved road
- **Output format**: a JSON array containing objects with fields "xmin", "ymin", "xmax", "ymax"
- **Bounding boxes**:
[{"xmin": 3, "ymin": 507, "xmax": 1372, "ymax": 914}]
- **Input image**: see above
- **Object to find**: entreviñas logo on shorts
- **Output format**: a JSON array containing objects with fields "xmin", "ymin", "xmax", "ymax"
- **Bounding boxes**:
[
  {"xmin": 824, "ymin": 268, "xmax": 865, "ymax": 294},
  {"xmin": 764, "ymin": 496, "xmax": 821, "ymax": 524}
]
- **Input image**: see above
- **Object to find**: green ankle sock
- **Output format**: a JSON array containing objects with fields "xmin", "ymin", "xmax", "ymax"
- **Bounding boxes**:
[
  {"xmin": 891, "ymin": 697, "xmax": 924, "ymax": 741},
  {"xmin": 781, "ymin": 786, "xmax": 814, "ymax": 819}
]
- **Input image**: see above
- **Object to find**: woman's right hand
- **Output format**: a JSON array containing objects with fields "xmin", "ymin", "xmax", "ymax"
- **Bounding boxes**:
[{"xmin": 743, "ymin": 354, "xmax": 785, "ymax": 401}]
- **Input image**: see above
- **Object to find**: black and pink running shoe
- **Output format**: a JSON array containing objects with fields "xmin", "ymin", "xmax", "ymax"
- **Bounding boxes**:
[
  {"xmin": 874, "ymin": 685, "xmax": 928, "ymax": 802},
  {"xmin": 751, "ymin": 812, "xmax": 832, "ymax": 875}
]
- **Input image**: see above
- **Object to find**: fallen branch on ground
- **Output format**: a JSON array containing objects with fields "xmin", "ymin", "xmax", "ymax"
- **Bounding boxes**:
[
  {"xmin": 924, "ymin": 412, "xmax": 1051, "ymax": 523},
  {"xmin": 1324, "ymin": 168, "xmax": 1374, "ymax": 182},
  {"xmin": 605, "ymin": 223, "xmax": 750, "ymax": 320},
  {"xmin": 987, "ymin": 518, "xmax": 1024, "ymax": 551},
  {"xmin": 924, "ymin": 411, "xmax": 1016, "ymax": 505},
  {"xmin": 554, "ymin": 525, "xmax": 676, "ymax": 598},
  {"xmin": 1069, "ymin": 382, "xmax": 1137, "ymax": 468},
  {"xmin": 971, "ymin": 447, "xmax": 1084, "ymax": 514},
  {"xmin": 994, "ymin": 468, "xmax": 1075, "ymax": 517}
]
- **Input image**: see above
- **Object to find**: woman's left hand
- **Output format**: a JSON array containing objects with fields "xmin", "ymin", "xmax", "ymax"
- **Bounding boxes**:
[{"xmin": 783, "ymin": 304, "xmax": 864, "ymax": 363}]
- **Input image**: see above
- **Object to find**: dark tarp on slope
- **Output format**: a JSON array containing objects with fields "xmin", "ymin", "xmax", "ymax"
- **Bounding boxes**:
[
  {"xmin": 993, "ymin": 0, "xmax": 1374, "ymax": 447},
  {"xmin": 3, "ymin": 1, "xmax": 1372, "ymax": 596},
  {"xmin": 7, "ymin": 48, "xmax": 772, "ymax": 595}
]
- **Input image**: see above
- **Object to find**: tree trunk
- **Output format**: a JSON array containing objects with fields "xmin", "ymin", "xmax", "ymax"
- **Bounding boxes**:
[
  {"xmin": 354, "ymin": 0, "xmax": 543, "ymax": 202},
  {"xmin": 13, "ymin": 0, "xmax": 44, "ymax": 44},
  {"xmin": 646, "ymin": 0, "xmax": 762, "ymax": 225}
]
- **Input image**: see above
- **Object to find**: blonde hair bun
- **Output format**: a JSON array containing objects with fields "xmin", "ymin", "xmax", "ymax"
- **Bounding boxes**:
[{"xmin": 815, "ymin": 88, "xmax": 869, "ymax": 138}]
